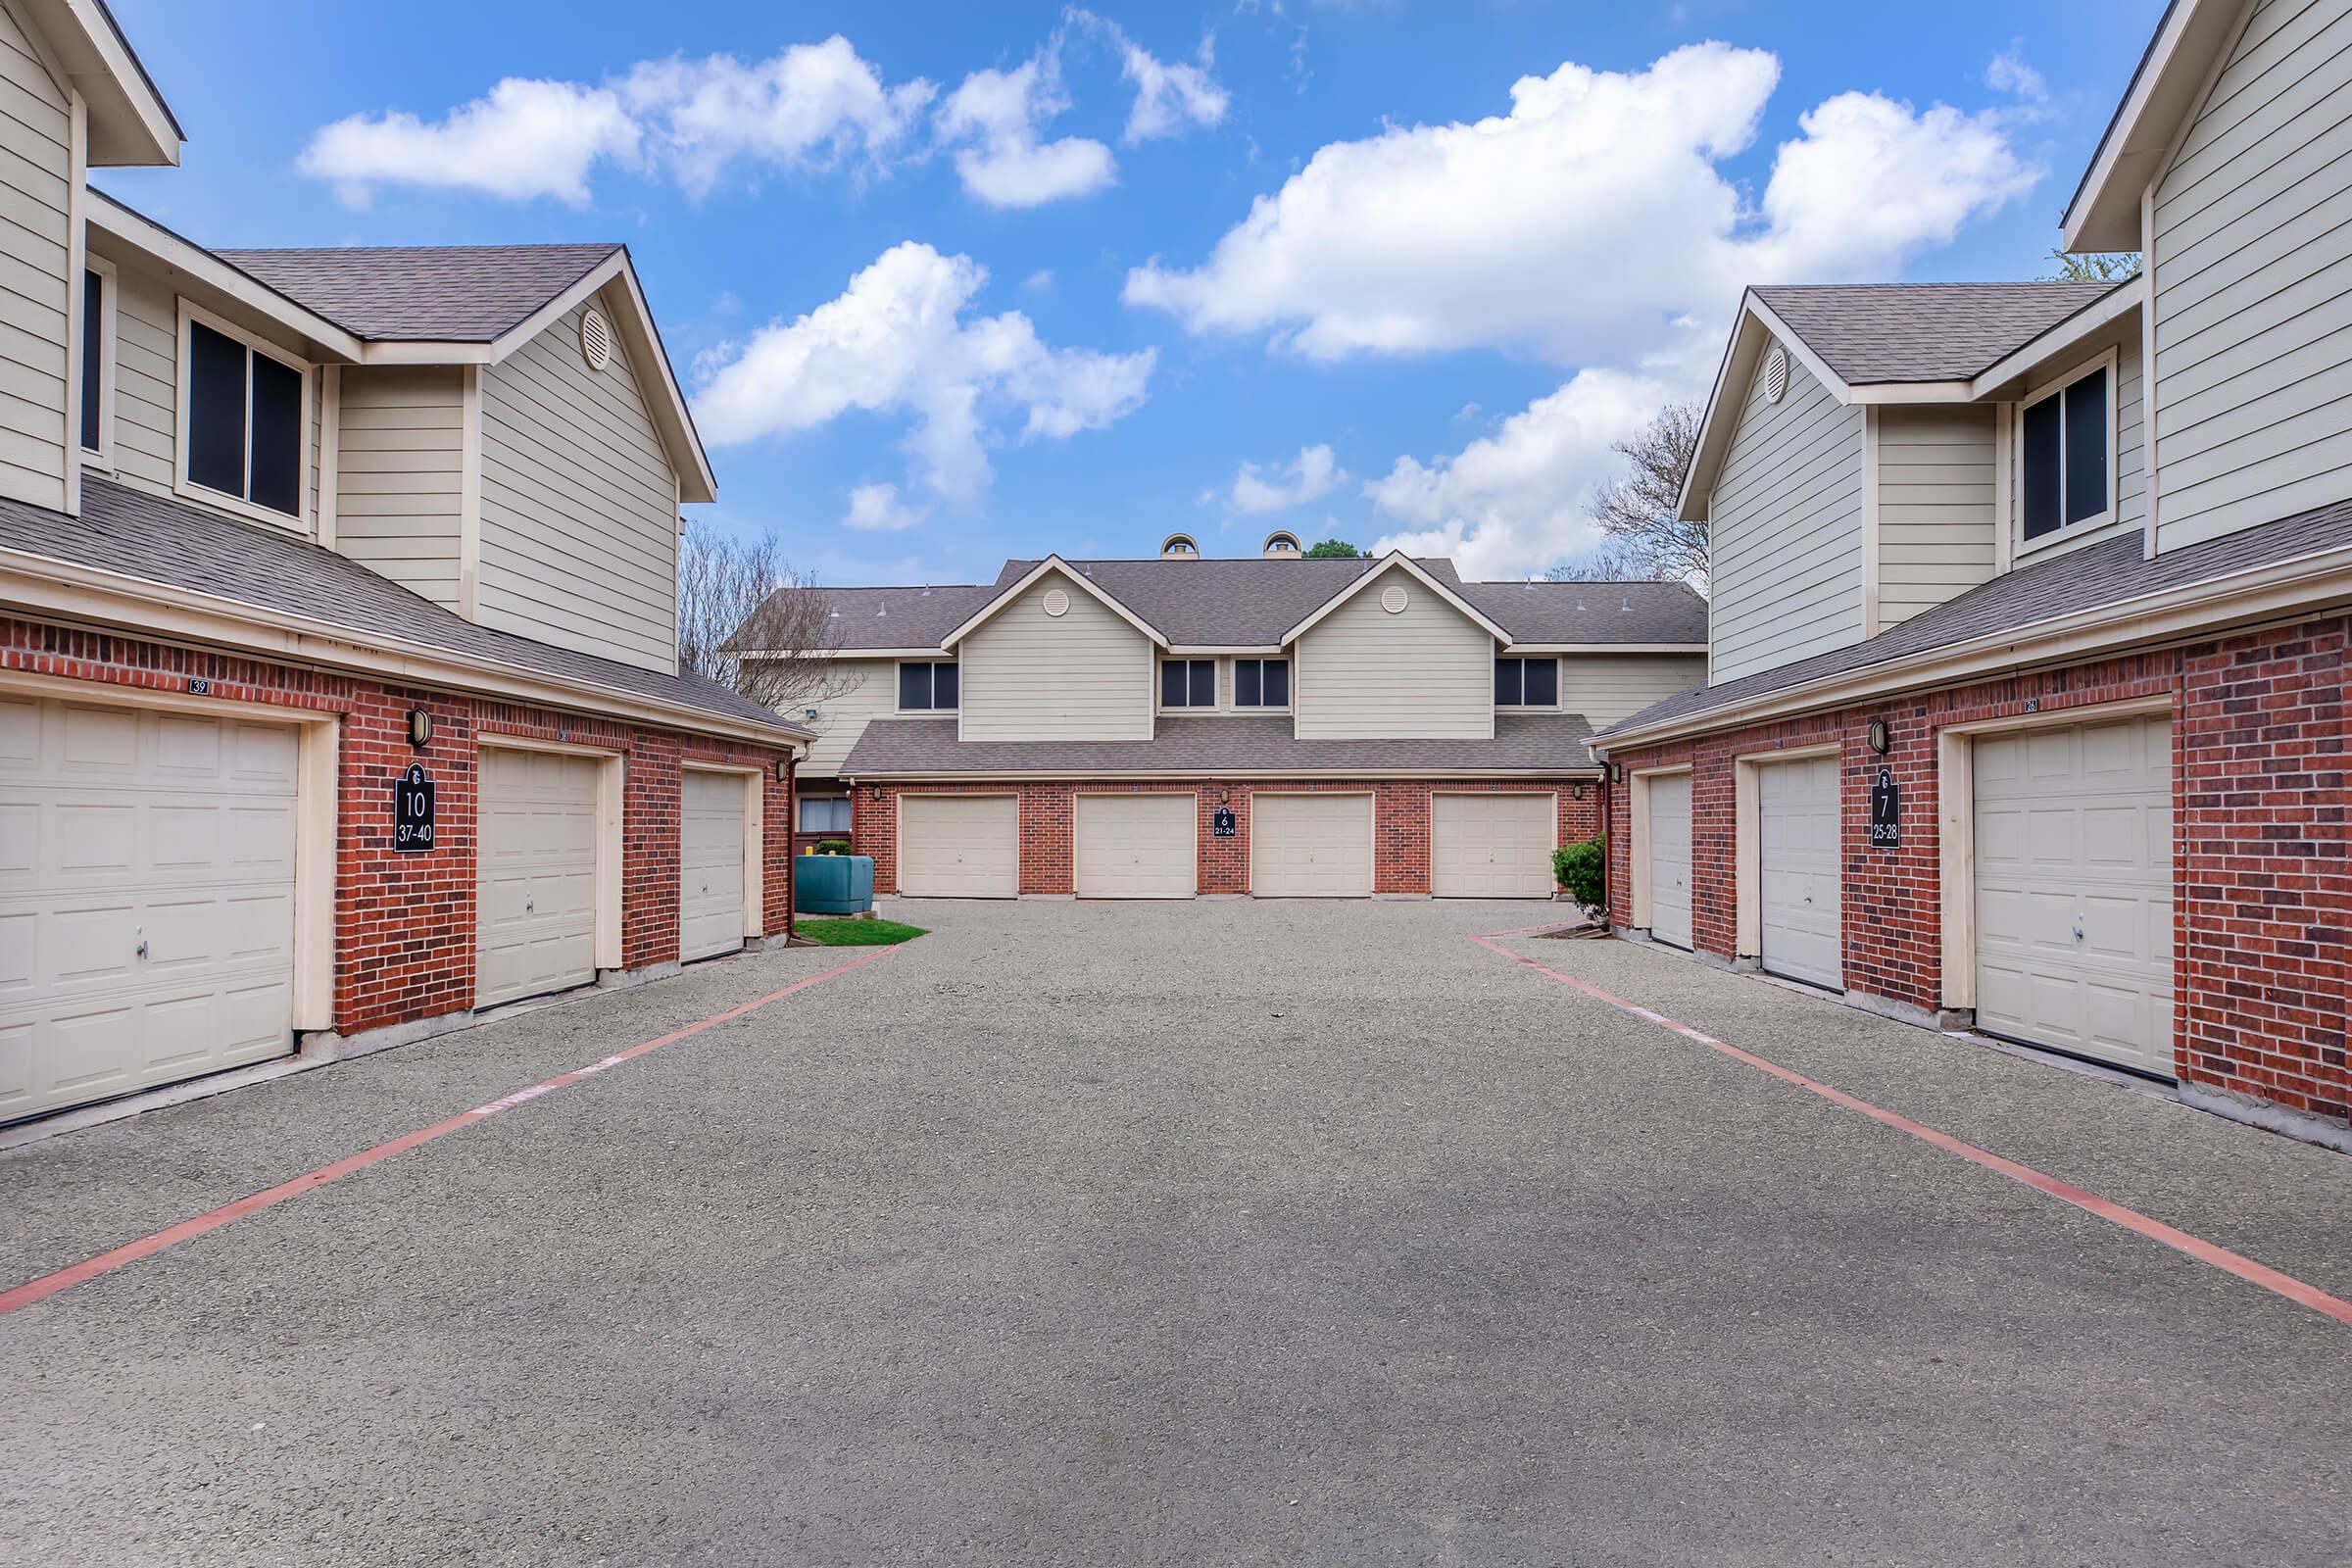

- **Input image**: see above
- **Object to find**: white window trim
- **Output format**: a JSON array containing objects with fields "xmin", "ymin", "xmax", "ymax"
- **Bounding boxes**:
[
  {"xmin": 172, "ymin": 297, "xmax": 316, "ymax": 533},
  {"xmin": 1494, "ymin": 654, "xmax": 1562, "ymax": 711},
  {"xmin": 1230, "ymin": 657, "xmax": 1292, "ymax": 714},
  {"xmin": 1157, "ymin": 656, "xmax": 1220, "ymax": 713},
  {"xmin": 2014, "ymin": 346, "xmax": 2119, "ymax": 562},
  {"xmin": 893, "ymin": 658, "xmax": 958, "ymax": 715},
  {"xmin": 77, "ymin": 255, "xmax": 117, "ymax": 472}
]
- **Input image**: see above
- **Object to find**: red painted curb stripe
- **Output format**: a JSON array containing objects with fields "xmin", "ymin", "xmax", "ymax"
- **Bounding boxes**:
[
  {"xmin": 0, "ymin": 946, "xmax": 900, "ymax": 1319},
  {"xmin": 1472, "ymin": 931, "xmax": 2352, "ymax": 1331}
]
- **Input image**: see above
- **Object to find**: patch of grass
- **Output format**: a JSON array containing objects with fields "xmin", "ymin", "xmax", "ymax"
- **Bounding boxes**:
[{"xmin": 797, "ymin": 917, "xmax": 928, "ymax": 947}]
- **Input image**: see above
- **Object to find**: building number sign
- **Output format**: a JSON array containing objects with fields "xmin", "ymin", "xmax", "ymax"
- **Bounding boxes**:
[
  {"xmin": 394, "ymin": 763, "xmax": 437, "ymax": 854},
  {"xmin": 1211, "ymin": 806, "xmax": 1237, "ymax": 838},
  {"xmin": 1868, "ymin": 767, "xmax": 1899, "ymax": 850}
]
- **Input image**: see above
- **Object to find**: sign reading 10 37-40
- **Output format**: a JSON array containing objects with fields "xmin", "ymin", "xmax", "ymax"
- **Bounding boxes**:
[{"xmin": 393, "ymin": 763, "xmax": 437, "ymax": 854}]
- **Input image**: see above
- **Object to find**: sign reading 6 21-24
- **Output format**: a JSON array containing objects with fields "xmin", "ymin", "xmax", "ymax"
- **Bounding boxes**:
[{"xmin": 393, "ymin": 763, "xmax": 436, "ymax": 854}]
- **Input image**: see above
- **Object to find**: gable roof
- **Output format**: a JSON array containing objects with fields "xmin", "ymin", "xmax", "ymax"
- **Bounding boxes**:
[
  {"xmin": 20, "ymin": 0, "xmax": 181, "ymax": 166},
  {"xmin": 1282, "ymin": 552, "xmax": 1514, "ymax": 645},
  {"xmin": 1452, "ymin": 579, "xmax": 1707, "ymax": 646},
  {"xmin": 2063, "ymin": 0, "xmax": 2251, "ymax": 252},
  {"xmin": 214, "ymin": 243, "xmax": 624, "ymax": 343},
  {"xmin": 0, "ymin": 479, "xmax": 805, "ymax": 743},
  {"xmin": 1751, "ymin": 282, "xmax": 2125, "ymax": 386},
  {"xmin": 726, "ymin": 583, "xmax": 999, "ymax": 655},
  {"xmin": 941, "ymin": 557, "xmax": 1168, "ymax": 649}
]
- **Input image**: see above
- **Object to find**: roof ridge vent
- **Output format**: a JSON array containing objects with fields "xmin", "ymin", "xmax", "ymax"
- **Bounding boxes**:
[
  {"xmin": 1620, "ymin": 596, "xmax": 1631, "ymax": 612},
  {"xmin": 876, "ymin": 605, "xmax": 887, "ymax": 616}
]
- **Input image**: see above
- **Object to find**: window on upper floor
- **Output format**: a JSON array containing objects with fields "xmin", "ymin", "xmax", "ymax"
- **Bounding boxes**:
[
  {"xmin": 2020, "ymin": 352, "xmax": 2113, "ymax": 548},
  {"xmin": 1234, "ymin": 658, "xmax": 1289, "ymax": 708},
  {"xmin": 177, "ymin": 304, "xmax": 309, "ymax": 526},
  {"xmin": 898, "ymin": 661, "xmax": 958, "ymax": 710},
  {"xmin": 1161, "ymin": 659, "xmax": 1216, "ymax": 708},
  {"xmin": 79, "ymin": 263, "xmax": 115, "ymax": 463},
  {"xmin": 1494, "ymin": 656, "xmax": 1558, "ymax": 707},
  {"xmin": 799, "ymin": 796, "xmax": 853, "ymax": 833}
]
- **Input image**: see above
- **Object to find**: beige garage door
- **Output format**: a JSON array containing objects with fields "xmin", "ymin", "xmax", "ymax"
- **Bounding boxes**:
[
  {"xmin": 0, "ymin": 695, "xmax": 299, "ymax": 1122},
  {"xmin": 477, "ymin": 747, "xmax": 601, "ymax": 1008},
  {"xmin": 1974, "ymin": 713, "xmax": 2173, "ymax": 1077},
  {"xmin": 1645, "ymin": 772, "xmax": 1692, "ymax": 949},
  {"xmin": 680, "ymin": 770, "xmax": 748, "ymax": 961},
  {"xmin": 1076, "ymin": 793, "xmax": 1195, "ymax": 899},
  {"xmin": 1757, "ymin": 756, "xmax": 1841, "ymax": 990},
  {"xmin": 1432, "ymin": 792, "xmax": 1555, "ymax": 898},
  {"xmin": 900, "ymin": 794, "xmax": 1018, "ymax": 898},
  {"xmin": 1251, "ymin": 792, "xmax": 1372, "ymax": 897}
]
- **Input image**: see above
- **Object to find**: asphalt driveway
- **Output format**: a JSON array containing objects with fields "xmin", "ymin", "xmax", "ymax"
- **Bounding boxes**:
[{"xmin": 2, "ymin": 898, "xmax": 2348, "ymax": 1565}]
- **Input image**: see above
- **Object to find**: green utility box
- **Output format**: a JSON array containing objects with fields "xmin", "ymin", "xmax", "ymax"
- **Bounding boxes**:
[{"xmin": 795, "ymin": 854, "xmax": 874, "ymax": 915}]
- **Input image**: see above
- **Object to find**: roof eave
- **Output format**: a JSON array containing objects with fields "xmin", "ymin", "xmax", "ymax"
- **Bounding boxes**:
[
  {"xmin": 1968, "ymin": 280, "xmax": 2145, "ymax": 399},
  {"xmin": 22, "ymin": 0, "xmax": 181, "ymax": 167},
  {"xmin": 2060, "ymin": 0, "xmax": 2252, "ymax": 254}
]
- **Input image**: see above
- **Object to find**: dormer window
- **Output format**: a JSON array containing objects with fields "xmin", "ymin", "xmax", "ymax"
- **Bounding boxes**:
[
  {"xmin": 898, "ymin": 661, "xmax": 958, "ymax": 710},
  {"xmin": 2019, "ymin": 351, "xmax": 2114, "ymax": 547},
  {"xmin": 176, "ymin": 303, "xmax": 311, "ymax": 527},
  {"xmin": 1234, "ymin": 658, "xmax": 1289, "ymax": 708},
  {"xmin": 1494, "ymin": 656, "xmax": 1557, "ymax": 708},
  {"xmin": 1161, "ymin": 659, "xmax": 1216, "ymax": 708}
]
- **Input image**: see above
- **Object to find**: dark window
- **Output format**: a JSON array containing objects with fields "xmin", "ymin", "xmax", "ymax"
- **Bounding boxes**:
[
  {"xmin": 1496, "ymin": 657, "xmax": 1557, "ymax": 707},
  {"xmin": 1523, "ymin": 657, "xmax": 1557, "ymax": 707},
  {"xmin": 799, "ymin": 796, "xmax": 852, "ymax": 833},
  {"xmin": 185, "ymin": 319, "xmax": 305, "ymax": 518},
  {"xmin": 2022, "ymin": 364, "xmax": 2108, "ymax": 541},
  {"xmin": 1494, "ymin": 657, "xmax": 1522, "ymax": 706},
  {"xmin": 78, "ymin": 270, "xmax": 102, "ymax": 452},
  {"xmin": 1162, "ymin": 660, "xmax": 1214, "ymax": 707},
  {"xmin": 1236, "ymin": 658, "xmax": 1289, "ymax": 708},
  {"xmin": 899, "ymin": 662, "xmax": 956, "ymax": 710}
]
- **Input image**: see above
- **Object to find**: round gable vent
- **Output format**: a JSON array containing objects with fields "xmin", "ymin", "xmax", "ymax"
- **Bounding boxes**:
[
  {"xmin": 1380, "ymin": 584, "xmax": 1408, "ymax": 614},
  {"xmin": 1042, "ymin": 587, "xmax": 1071, "ymax": 617},
  {"xmin": 580, "ymin": 307, "xmax": 614, "ymax": 372},
  {"xmin": 1761, "ymin": 342, "xmax": 1788, "ymax": 405}
]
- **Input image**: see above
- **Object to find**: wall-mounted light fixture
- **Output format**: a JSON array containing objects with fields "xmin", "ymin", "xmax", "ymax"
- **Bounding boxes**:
[
  {"xmin": 1867, "ymin": 718, "xmax": 1891, "ymax": 755},
  {"xmin": 775, "ymin": 760, "xmax": 789, "ymax": 783},
  {"xmin": 405, "ymin": 708, "xmax": 434, "ymax": 749},
  {"xmin": 1572, "ymin": 781, "xmax": 1589, "ymax": 800}
]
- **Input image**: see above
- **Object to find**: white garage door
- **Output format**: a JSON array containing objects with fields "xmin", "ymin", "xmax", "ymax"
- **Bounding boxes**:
[
  {"xmin": 1645, "ymin": 772, "xmax": 1692, "ymax": 949},
  {"xmin": 478, "ymin": 747, "xmax": 601, "ymax": 1009},
  {"xmin": 1251, "ymin": 792, "xmax": 1373, "ymax": 897},
  {"xmin": 1758, "ymin": 756, "xmax": 1841, "ymax": 990},
  {"xmin": 900, "ymin": 794, "xmax": 1018, "ymax": 899},
  {"xmin": 1974, "ymin": 714, "xmax": 2174, "ymax": 1077},
  {"xmin": 1432, "ymin": 793, "xmax": 1555, "ymax": 899},
  {"xmin": 0, "ymin": 696, "xmax": 299, "ymax": 1123},
  {"xmin": 1075, "ymin": 793, "xmax": 1195, "ymax": 899},
  {"xmin": 680, "ymin": 770, "xmax": 748, "ymax": 961}
]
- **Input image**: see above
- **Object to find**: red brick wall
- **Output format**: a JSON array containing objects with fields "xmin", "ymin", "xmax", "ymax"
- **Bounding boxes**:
[
  {"xmin": 0, "ymin": 615, "xmax": 798, "ymax": 1039},
  {"xmin": 853, "ymin": 777, "xmax": 1602, "ymax": 896},
  {"xmin": 1600, "ymin": 622, "xmax": 2349, "ymax": 1129}
]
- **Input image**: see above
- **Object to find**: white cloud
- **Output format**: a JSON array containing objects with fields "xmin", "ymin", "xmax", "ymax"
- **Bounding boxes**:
[
  {"xmin": 1228, "ymin": 443, "xmax": 1347, "ymax": 513},
  {"xmin": 300, "ymin": 78, "xmax": 641, "ymax": 206},
  {"xmin": 694, "ymin": 241, "xmax": 1154, "ymax": 506},
  {"xmin": 1985, "ymin": 45, "xmax": 2047, "ymax": 103},
  {"xmin": 301, "ymin": 36, "xmax": 931, "ymax": 205},
  {"xmin": 1125, "ymin": 42, "xmax": 2038, "ymax": 365},
  {"xmin": 1365, "ymin": 368, "xmax": 1675, "ymax": 579},
  {"xmin": 842, "ymin": 481, "xmax": 928, "ymax": 531},
  {"xmin": 936, "ymin": 50, "xmax": 1116, "ymax": 207},
  {"xmin": 1066, "ymin": 10, "xmax": 1229, "ymax": 142}
]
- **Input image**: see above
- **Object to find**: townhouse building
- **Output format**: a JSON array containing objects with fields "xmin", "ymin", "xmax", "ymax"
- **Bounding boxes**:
[
  {"xmin": 1595, "ymin": 0, "xmax": 2352, "ymax": 1148},
  {"xmin": 0, "ymin": 4, "xmax": 808, "ymax": 1126},
  {"xmin": 738, "ymin": 531, "xmax": 1705, "ymax": 899}
]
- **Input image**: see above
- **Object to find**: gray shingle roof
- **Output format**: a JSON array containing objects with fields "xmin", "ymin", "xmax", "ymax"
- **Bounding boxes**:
[
  {"xmin": 213, "ymin": 243, "xmax": 621, "ymax": 342},
  {"xmin": 1752, "ymin": 281, "xmax": 2127, "ymax": 384},
  {"xmin": 0, "ymin": 479, "xmax": 802, "ymax": 738},
  {"xmin": 841, "ymin": 712, "xmax": 1602, "ymax": 776},
  {"xmin": 1600, "ymin": 497, "xmax": 2352, "ymax": 740},
  {"xmin": 739, "ymin": 557, "xmax": 1704, "ymax": 652}
]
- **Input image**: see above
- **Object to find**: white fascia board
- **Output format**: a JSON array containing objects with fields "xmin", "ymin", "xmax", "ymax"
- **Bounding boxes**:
[
  {"xmin": 845, "ymin": 765, "xmax": 1604, "ymax": 782},
  {"xmin": 24, "ymin": 0, "xmax": 179, "ymax": 166},
  {"xmin": 86, "ymin": 198, "xmax": 366, "ymax": 362},
  {"xmin": 1509, "ymin": 643, "xmax": 1707, "ymax": 655},
  {"xmin": 2059, "ymin": 0, "xmax": 2244, "ymax": 253},
  {"xmin": 749, "ymin": 647, "xmax": 947, "ymax": 661},
  {"xmin": 1742, "ymin": 296, "xmax": 1858, "ymax": 407},
  {"xmin": 940, "ymin": 557, "xmax": 1167, "ymax": 649},
  {"xmin": 1592, "ymin": 543, "xmax": 2352, "ymax": 753},
  {"xmin": 1969, "ymin": 281, "xmax": 2146, "ymax": 399},
  {"xmin": 1675, "ymin": 302, "xmax": 1761, "ymax": 522},
  {"xmin": 1281, "ymin": 552, "xmax": 1513, "ymax": 645}
]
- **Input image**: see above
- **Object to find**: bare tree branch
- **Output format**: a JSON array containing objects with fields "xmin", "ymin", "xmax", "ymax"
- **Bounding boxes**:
[
  {"xmin": 678, "ymin": 521, "xmax": 857, "ymax": 713},
  {"xmin": 1583, "ymin": 399, "xmax": 1707, "ymax": 588},
  {"xmin": 1543, "ymin": 539, "xmax": 1685, "ymax": 582}
]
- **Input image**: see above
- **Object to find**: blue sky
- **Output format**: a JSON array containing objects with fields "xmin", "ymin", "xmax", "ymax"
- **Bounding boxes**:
[{"xmin": 101, "ymin": 0, "xmax": 2164, "ymax": 585}]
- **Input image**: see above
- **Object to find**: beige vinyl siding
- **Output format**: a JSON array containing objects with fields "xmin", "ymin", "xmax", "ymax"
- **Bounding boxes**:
[
  {"xmin": 1559, "ymin": 653, "xmax": 1707, "ymax": 728},
  {"xmin": 958, "ymin": 572, "xmax": 1154, "ymax": 741},
  {"xmin": 2006, "ymin": 319, "xmax": 2147, "ymax": 562},
  {"xmin": 0, "ymin": 10, "xmax": 70, "ymax": 511},
  {"xmin": 2149, "ymin": 0, "xmax": 2352, "ymax": 552},
  {"xmin": 333, "ymin": 366, "xmax": 465, "ymax": 608},
  {"xmin": 1707, "ymin": 346, "xmax": 1866, "ymax": 684},
  {"xmin": 1293, "ymin": 576, "xmax": 1494, "ymax": 741},
  {"xmin": 797, "ymin": 659, "xmax": 901, "ymax": 778},
  {"xmin": 1876, "ymin": 404, "xmax": 1997, "ymax": 624},
  {"xmin": 477, "ymin": 298, "xmax": 679, "ymax": 675}
]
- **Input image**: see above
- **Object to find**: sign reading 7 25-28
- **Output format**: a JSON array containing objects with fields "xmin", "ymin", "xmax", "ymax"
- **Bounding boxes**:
[{"xmin": 393, "ymin": 763, "xmax": 436, "ymax": 854}]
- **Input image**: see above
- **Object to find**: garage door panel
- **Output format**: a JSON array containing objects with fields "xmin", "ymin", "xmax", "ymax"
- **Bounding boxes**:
[
  {"xmin": 902, "ymin": 795, "xmax": 1019, "ymax": 899},
  {"xmin": 478, "ymin": 749, "xmax": 602, "ymax": 1008},
  {"xmin": 1757, "ymin": 756, "xmax": 1840, "ymax": 990},
  {"xmin": 1433, "ymin": 793, "xmax": 1554, "ymax": 899},
  {"xmin": 1645, "ymin": 774, "xmax": 1692, "ymax": 949},
  {"xmin": 1077, "ymin": 794, "xmax": 1195, "ymax": 899},
  {"xmin": 1252, "ymin": 793, "xmax": 1372, "ymax": 898},
  {"xmin": 680, "ymin": 771, "xmax": 749, "ymax": 961}
]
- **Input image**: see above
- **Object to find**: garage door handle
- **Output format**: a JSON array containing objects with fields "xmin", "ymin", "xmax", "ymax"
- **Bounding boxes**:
[
  {"xmin": 525, "ymin": 898, "xmax": 535, "ymax": 914},
  {"xmin": 2073, "ymin": 918, "xmax": 2084, "ymax": 942},
  {"xmin": 135, "ymin": 940, "xmax": 148, "ymax": 960}
]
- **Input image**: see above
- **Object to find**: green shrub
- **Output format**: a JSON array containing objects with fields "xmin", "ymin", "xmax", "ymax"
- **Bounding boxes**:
[
  {"xmin": 1552, "ymin": 837, "xmax": 1606, "ymax": 916},
  {"xmin": 815, "ymin": 838, "xmax": 853, "ymax": 856}
]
